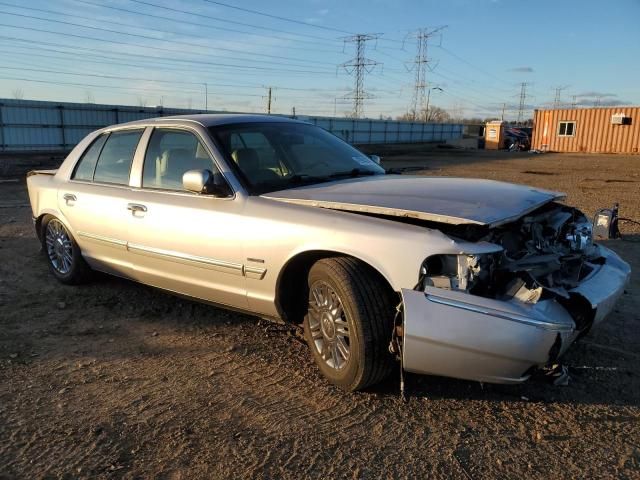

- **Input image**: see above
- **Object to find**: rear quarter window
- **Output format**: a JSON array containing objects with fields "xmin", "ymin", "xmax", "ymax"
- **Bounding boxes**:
[{"xmin": 72, "ymin": 134, "xmax": 108, "ymax": 181}]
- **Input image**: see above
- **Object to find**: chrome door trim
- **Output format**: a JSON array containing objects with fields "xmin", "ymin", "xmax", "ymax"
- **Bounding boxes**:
[
  {"xmin": 127, "ymin": 242, "xmax": 245, "ymax": 276},
  {"xmin": 77, "ymin": 231, "xmax": 127, "ymax": 249},
  {"xmin": 244, "ymin": 266, "xmax": 267, "ymax": 280}
]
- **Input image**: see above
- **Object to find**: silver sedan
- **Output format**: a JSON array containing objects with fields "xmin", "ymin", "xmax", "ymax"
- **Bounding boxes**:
[{"xmin": 27, "ymin": 115, "xmax": 630, "ymax": 391}]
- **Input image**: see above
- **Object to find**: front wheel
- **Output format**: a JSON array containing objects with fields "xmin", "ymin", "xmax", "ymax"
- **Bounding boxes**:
[
  {"xmin": 40, "ymin": 215, "xmax": 91, "ymax": 284},
  {"xmin": 303, "ymin": 257, "xmax": 396, "ymax": 391}
]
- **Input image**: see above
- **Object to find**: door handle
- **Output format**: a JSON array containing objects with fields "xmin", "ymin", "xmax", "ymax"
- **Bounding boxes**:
[
  {"xmin": 63, "ymin": 193, "xmax": 77, "ymax": 205},
  {"xmin": 127, "ymin": 203, "xmax": 147, "ymax": 214}
]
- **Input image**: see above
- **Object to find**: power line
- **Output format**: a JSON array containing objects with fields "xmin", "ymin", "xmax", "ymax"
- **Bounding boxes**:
[
  {"xmin": 128, "ymin": 0, "xmax": 342, "ymax": 43},
  {"xmin": 0, "ymin": 0, "xmax": 340, "ymax": 55},
  {"xmin": 435, "ymin": 45, "xmax": 512, "ymax": 86},
  {"xmin": 199, "ymin": 0, "xmax": 353, "ymax": 35},
  {"xmin": 0, "ymin": 25, "xmax": 336, "ymax": 75},
  {"xmin": 340, "ymin": 34, "xmax": 382, "ymax": 118},
  {"xmin": 0, "ymin": 35, "xmax": 341, "ymax": 82},
  {"xmin": 0, "ymin": 10, "xmax": 336, "ymax": 67}
]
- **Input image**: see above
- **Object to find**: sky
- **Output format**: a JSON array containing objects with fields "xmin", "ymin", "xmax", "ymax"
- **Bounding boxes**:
[{"xmin": 0, "ymin": 0, "xmax": 638, "ymax": 120}]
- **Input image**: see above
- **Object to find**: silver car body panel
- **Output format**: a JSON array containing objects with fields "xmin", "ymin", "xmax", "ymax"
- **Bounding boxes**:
[
  {"xmin": 25, "ymin": 114, "xmax": 632, "ymax": 385},
  {"xmin": 401, "ymin": 246, "xmax": 630, "ymax": 383},
  {"xmin": 263, "ymin": 176, "xmax": 565, "ymax": 227}
]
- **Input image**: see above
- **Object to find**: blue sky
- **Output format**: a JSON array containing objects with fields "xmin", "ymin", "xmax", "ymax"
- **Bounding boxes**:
[{"xmin": 0, "ymin": 0, "xmax": 638, "ymax": 119}]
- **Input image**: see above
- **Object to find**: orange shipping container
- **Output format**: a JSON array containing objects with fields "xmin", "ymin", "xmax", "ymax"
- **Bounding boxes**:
[{"xmin": 531, "ymin": 107, "xmax": 640, "ymax": 154}]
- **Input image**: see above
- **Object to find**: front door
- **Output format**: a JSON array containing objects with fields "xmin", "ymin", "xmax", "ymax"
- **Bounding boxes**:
[{"xmin": 126, "ymin": 128, "xmax": 248, "ymax": 309}]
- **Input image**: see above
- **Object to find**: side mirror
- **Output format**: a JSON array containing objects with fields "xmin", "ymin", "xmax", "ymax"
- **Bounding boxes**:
[
  {"xmin": 183, "ymin": 169, "xmax": 231, "ymax": 197},
  {"xmin": 370, "ymin": 155, "xmax": 381, "ymax": 165}
]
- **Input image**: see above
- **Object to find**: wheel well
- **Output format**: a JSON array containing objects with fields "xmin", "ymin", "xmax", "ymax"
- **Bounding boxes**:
[
  {"xmin": 35, "ymin": 214, "xmax": 49, "ymax": 242},
  {"xmin": 275, "ymin": 250, "xmax": 396, "ymax": 324}
]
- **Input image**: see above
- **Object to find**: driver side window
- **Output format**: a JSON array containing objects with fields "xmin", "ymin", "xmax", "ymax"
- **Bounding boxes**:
[{"xmin": 142, "ymin": 129, "xmax": 221, "ymax": 191}]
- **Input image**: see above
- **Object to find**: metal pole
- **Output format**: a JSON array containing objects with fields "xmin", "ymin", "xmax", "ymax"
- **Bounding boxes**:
[
  {"xmin": 58, "ymin": 105, "xmax": 66, "ymax": 151},
  {"xmin": 425, "ymin": 88, "xmax": 431, "ymax": 122},
  {"xmin": 267, "ymin": 87, "xmax": 272, "ymax": 114},
  {"xmin": 204, "ymin": 83, "xmax": 208, "ymax": 111},
  {"xmin": 0, "ymin": 102, "xmax": 4, "ymax": 152}
]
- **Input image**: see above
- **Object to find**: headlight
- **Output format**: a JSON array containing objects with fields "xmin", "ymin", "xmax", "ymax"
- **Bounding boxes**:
[{"xmin": 420, "ymin": 253, "xmax": 496, "ymax": 292}]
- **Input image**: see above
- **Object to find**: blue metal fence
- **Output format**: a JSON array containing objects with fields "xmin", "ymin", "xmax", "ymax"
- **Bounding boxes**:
[{"xmin": 0, "ymin": 98, "xmax": 463, "ymax": 152}]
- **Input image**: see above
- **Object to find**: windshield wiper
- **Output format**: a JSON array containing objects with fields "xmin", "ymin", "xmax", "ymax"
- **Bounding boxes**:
[
  {"xmin": 385, "ymin": 166, "xmax": 428, "ymax": 174},
  {"xmin": 328, "ymin": 168, "xmax": 378, "ymax": 179},
  {"xmin": 289, "ymin": 173, "xmax": 331, "ymax": 184}
]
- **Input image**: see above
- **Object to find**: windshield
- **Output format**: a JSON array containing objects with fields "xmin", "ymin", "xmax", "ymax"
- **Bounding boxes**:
[{"xmin": 209, "ymin": 122, "xmax": 385, "ymax": 194}]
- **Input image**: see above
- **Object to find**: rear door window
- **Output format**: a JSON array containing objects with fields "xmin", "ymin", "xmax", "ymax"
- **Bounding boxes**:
[{"xmin": 93, "ymin": 130, "xmax": 143, "ymax": 185}]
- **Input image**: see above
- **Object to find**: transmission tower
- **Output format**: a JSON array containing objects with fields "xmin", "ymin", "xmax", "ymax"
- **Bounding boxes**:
[
  {"xmin": 552, "ymin": 85, "xmax": 569, "ymax": 108},
  {"xmin": 516, "ymin": 82, "xmax": 528, "ymax": 125},
  {"xmin": 340, "ymin": 34, "xmax": 381, "ymax": 118},
  {"xmin": 407, "ymin": 26, "xmax": 446, "ymax": 121}
]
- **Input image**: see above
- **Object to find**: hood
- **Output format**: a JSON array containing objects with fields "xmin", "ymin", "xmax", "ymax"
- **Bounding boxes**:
[{"xmin": 262, "ymin": 175, "xmax": 565, "ymax": 227}]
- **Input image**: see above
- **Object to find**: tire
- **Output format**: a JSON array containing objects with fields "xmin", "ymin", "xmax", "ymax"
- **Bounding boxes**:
[
  {"xmin": 303, "ymin": 257, "xmax": 396, "ymax": 392},
  {"xmin": 40, "ymin": 215, "xmax": 91, "ymax": 285}
]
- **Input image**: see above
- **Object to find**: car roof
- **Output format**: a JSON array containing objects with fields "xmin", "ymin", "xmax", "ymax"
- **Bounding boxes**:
[{"xmin": 115, "ymin": 114, "xmax": 306, "ymax": 129}]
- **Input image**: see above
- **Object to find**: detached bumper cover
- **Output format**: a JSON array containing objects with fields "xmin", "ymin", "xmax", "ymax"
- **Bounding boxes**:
[{"xmin": 402, "ymin": 245, "xmax": 630, "ymax": 384}]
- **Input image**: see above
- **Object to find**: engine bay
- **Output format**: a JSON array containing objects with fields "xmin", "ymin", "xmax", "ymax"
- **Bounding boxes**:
[{"xmin": 421, "ymin": 202, "xmax": 602, "ymax": 326}]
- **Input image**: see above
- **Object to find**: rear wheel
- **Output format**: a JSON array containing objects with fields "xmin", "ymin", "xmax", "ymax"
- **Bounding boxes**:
[
  {"xmin": 303, "ymin": 257, "xmax": 396, "ymax": 391},
  {"xmin": 41, "ymin": 215, "xmax": 91, "ymax": 284}
]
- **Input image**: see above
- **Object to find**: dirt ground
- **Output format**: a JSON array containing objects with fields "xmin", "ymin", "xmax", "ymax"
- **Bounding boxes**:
[{"xmin": 1, "ymin": 148, "xmax": 639, "ymax": 479}]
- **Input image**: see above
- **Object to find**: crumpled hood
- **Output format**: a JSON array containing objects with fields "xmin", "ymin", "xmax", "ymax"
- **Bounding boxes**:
[{"xmin": 262, "ymin": 175, "xmax": 565, "ymax": 227}]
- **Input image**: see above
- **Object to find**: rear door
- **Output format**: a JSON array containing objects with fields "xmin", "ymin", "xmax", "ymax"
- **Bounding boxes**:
[
  {"xmin": 59, "ymin": 128, "xmax": 145, "ymax": 277},
  {"xmin": 126, "ymin": 127, "xmax": 249, "ymax": 309}
]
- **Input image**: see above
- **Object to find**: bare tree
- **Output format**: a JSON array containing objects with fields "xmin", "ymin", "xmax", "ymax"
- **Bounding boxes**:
[
  {"xmin": 396, "ymin": 106, "xmax": 451, "ymax": 123},
  {"xmin": 425, "ymin": 106, "xmax": 451, "ymax": 123},
  {"xmin": 11, "ymin": 88, "xmax": 24, "ymax": 99}
]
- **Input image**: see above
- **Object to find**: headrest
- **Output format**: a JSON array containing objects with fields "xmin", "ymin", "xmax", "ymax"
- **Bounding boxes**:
[
  {"xmin": 232, "ymin": 148, "xmax": 259, "ymax": 172},
  {"xmin": 166, "ymin": 148, "xmax": 193, "ymax": 163}
]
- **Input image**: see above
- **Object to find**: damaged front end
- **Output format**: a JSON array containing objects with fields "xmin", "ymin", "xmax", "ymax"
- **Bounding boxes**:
[{"xmin": 401, "ymin": 203, "xmax": 631, "ymax": 384}]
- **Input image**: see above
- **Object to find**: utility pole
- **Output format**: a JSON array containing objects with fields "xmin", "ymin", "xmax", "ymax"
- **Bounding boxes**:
[
  {"xmin": 203, "ymin": 82, "xmax": 208, "ymax": 111},
  {"xmin": 516, "ymin": 82, "xmax": 528, "ymax": 125},
  {"xmin": 501, "ymin": 102, "xmax": 506, "ymax": 121},
  {"xmin": 340, "ymin": 34, "xmax": 381, "ymax": 118},
  {"xmin": 552, "ymin": 85, "xmax": 569, "ymax": 109},
  {"xmin": 595, "ymin": 95, "xmax": 602, "ymax": 107},
  {"xmin": 265, "ymin": 86, "xmax": 272, "ymax": 114},
  {"xmin": 571, "ymin": 95, "xmax": 577, "ymax": 109},
  {"xmin": 292, "ymin": 106, "xmax": 296, "ymax": 118},
  {"xmin": 407, "ymin": 26, "xmax": 446, "ymax": 121},
  {"xmin": 425, "ymin": 86, "xmax": 443, "ymax": 122}
]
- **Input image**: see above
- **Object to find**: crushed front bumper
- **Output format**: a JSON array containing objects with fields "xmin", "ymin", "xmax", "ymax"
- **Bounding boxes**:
[{"xmin": 401, "ymin": 245, "xmax": 631, "ymax": 384}]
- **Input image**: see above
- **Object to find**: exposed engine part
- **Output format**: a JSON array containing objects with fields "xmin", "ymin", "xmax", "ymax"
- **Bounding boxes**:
[{"xmin": 420, "ymin": 202, "xmax": 603, "ymax": 313}]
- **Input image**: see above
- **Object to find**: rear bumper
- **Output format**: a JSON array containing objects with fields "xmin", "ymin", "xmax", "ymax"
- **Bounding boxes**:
[{"xmin": 401, "ymin": 245, "xmax": 630, "ymax": 384}]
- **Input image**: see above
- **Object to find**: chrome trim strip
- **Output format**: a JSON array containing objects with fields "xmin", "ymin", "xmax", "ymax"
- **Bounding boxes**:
[
  {"xmin": 244, "ymin": 266, "xmax": 267, "ymax": 280},
  {"xmin": 77, "ymin": 231, "xmax": 127, "ymax": 248},
  {"xmin": 425, "ymin": 294, "xmax": 573, "ymax": 332},
  {"xmin": 127, "ymin": 242, "xmax": 244, "ymax": 275}
]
